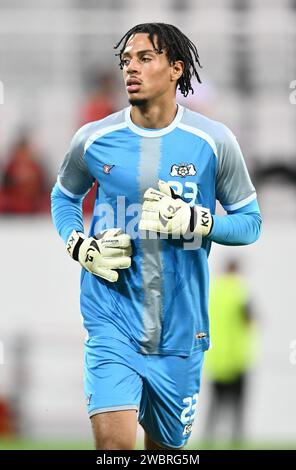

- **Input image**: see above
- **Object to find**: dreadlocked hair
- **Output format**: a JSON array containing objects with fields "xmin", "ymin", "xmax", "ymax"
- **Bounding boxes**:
[{"xmin": 114, "ymin": 23, "xmax": 202, "ymax": 97}]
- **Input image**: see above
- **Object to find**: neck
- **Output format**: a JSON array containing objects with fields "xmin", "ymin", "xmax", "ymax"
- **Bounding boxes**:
[{"xmin": 130, "ymin": 99, "xmax": 178, "ymax": 129}]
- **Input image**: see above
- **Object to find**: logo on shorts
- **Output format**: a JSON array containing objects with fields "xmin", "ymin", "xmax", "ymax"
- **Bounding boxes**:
[
  {"xmin": 170, "ymin": 163, "xmax": 197, "ymax": 178},
  {"xmin": 195, "ymin": 332, "xmax": 207, "ymax": 339},
  {"xmin": 103, "ymin": 164, "xmax": 114, "ymax": 174},
  {"xmin": 86, "ymin": 394, "xmax": 92, "ymax": 406},
  {"xmin": 183, "ymin": 423, "xmax": 193, "ymax": 436}
]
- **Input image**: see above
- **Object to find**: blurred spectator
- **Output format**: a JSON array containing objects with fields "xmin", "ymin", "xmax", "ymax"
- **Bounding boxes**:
[
  {"xmin": 78, "ymin": 71, "xmax": 118, "ymax": 214},
  {"xmin": 0, "ymin": 134, "xmax": 49, "ymax": 214},
  {"xmin": 78, "ymin": 70, "xmax": 118, "ymax": 126},
  {"xmin": 204, "ymin": 260, "xmax": 258, "ymax": 443},
  {"xmin": 0, "ymin": 135, "xmax": 49, "ymax": 214},
  {"xmin": 0, "ymin": 397, "xmax": 14, "ymax": 436}
]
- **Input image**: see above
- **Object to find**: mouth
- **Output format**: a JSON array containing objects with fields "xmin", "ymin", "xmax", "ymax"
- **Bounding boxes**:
[{"xmin": 126, "ymin": 78, "xmax": 142, "ymax": 93}]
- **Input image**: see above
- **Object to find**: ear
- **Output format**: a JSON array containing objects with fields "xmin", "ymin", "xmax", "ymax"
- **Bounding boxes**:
[{"xmin": 170, "ymin": 61, "xmax": 184, "ymax": 83}]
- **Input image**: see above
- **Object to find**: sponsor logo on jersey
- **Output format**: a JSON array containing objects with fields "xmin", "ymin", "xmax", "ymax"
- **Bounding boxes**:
[
  {"xmin": 103, "ymin": 164, "xmax": 114, "ymax": 174},
  {"xmin": 170, "ymin": 163, "xmax": 197, "ymax": 178}
]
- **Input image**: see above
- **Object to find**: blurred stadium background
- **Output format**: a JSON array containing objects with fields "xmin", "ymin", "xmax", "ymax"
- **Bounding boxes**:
[{"xmin": 0, "ymin": 0, "xmax": 296, "ymax": 450}]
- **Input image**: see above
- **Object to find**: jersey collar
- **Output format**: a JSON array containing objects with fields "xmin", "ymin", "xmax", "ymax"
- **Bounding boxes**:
[{"xmin": 125, "ymin": 104, "xmax": 184, "ymax": 137}]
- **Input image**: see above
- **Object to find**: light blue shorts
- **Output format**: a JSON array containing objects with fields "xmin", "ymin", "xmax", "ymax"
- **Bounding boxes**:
[{"xmin": 84, "ymin": 334, "xmax": 204, "ymax": 449}]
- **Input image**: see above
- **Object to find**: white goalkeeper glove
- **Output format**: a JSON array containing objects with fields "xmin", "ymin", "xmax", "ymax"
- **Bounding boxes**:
[
  {"xmin": 66, "ymin": 228, "xmax": 132, "ymax": 282},
  {"xmin": 139, "ymin": 180, "xmax": 212, "ymax": 237}
]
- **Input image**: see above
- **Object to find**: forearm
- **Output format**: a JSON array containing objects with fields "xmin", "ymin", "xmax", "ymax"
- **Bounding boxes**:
[
  {"xmin": 207, "ymin": 200, "xmax": 262, "ymax": 246},
  {"xmin": 51, "ymin": 183, "xmax": 84, "ymax": 243}
]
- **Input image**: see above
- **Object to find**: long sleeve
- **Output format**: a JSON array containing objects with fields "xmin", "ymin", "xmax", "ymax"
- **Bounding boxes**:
[
  {"xmin": 51, "ymin": 122, "xmax": 96, "ymax": 243},
  {"xmin": 206, "ymin": 121, "xmax": 262, "ymax": 246},
  {"xmin": 51, "ymin": 183, "xmax": 84, "ymax": 243},
  {"xmin": 207, "ymin": 199, "xmax": 262, "ymax": 246}
]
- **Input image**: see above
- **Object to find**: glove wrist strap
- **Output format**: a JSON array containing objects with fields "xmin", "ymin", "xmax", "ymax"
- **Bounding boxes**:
[
  {"xmin": 67, "ymin": 230, "xmax": 85, "ymax": 261},
  {"xmin": 189, "ymin": 206, "xmax": 196, "ymax": 233},
  {"xmin": 72, "ymin": 236, "xmax": 84, "ymax": 261},
  {"xmin": 191, "ymin": 206, "xmax": 212, "ymax": 237}
]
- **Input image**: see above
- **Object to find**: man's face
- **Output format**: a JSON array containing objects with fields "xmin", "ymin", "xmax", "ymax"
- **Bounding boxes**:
[{"xmin": 121, "ymin": 33, "xmax": 178, "ymax": 106}]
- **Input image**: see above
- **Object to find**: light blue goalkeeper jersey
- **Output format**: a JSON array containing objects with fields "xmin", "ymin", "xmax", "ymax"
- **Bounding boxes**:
[{"xmin": 56, "ymin": 105, "xmax": 257, "ymax": 356}]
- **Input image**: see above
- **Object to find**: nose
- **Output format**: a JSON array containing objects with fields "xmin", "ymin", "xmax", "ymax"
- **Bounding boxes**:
[{"xmin": 126, "ymin": 57, "xmax": 140, "ymax": 74}]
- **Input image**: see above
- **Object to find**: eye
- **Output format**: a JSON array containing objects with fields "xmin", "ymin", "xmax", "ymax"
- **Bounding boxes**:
[
  {"xmin": 121, "ymin": 58, "xmax": 130, "ymax": 67},
  {"xmin": 141, "ymin": 57, "xmax": 152, "ymax": 63}
]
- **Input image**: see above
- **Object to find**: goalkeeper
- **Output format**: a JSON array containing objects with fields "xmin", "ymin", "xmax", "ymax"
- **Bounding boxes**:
[{"xmin": 51, "ymin": 22, "xmax": 262, "ymax": 451}]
